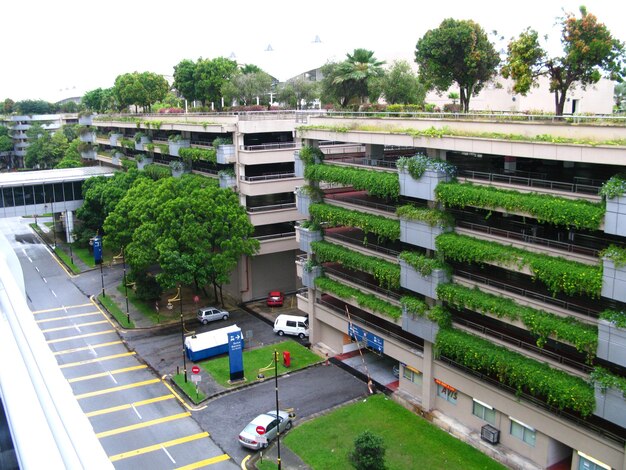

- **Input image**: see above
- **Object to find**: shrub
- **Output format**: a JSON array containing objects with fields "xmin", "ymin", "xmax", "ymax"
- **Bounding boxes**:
[
  {"xmin": 349, "ymin": 430, "xmax": 386, "ymax": 470},
  {"xmin": 305, "ymin": 164, "xmax": 400, "ymax": 199},
  {"xmin": 396, "ymin": 154, "xmax": 457, "ymax": 179}
]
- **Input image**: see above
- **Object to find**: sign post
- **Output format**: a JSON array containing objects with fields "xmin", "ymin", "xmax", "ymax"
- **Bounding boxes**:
[
  {"xmin": 191, "ymin": 365, "xmax": 201, "ymax": 399},
  {"xmin": 228, "ymin": 331, "xmax": 244, "ymax": 382}
]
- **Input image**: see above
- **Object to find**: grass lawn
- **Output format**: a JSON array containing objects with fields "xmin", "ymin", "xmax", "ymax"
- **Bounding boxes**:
[
  {"xmin": 283, "ymin": 394, "xmax": 507, "ymax": 470},
  {"xmin": 116, "ymin": 283, "xmax": 161, "ymax": 324},
  {"xmin": 54, "ymin": 247, "xmax": 80, "ymax": 274},
  {"xmin": 173, "ymin": 373, "xmax": 206, "ymax": 404},
  {"xmin": 99, "ymin": 293, "xmax": 134, "ymax": 328},
  {"xmin": 200, "ymin": 340, "xmax": 321, "ymax": 387}
]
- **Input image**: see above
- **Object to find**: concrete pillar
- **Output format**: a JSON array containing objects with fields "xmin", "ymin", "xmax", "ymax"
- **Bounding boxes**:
[
  {"xmin": 365, "ymin": 143, "xmax": 384, "ymax": 163},
  {"xmin": 421, "ymin": 341, "xmax": 435, "ymax": 411},
  {"xmin": 426, "ymin": 148, "xmax": 447, "ymax": 160},
  {"xmin": 65, "ymin": 211, "xmax": 74, "ymax": 243},
  {"xmin": 504, "ymin": 156, "xmax": 517, "ymax": 173}
]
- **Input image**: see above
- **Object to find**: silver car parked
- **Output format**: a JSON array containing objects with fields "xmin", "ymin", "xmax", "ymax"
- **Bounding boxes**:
[
  {"xmin": 196, "ymin": 306, "xmax": 229, "ymax": 324},
  {"xmin": 238, "ymin": 410, "xmax": 293, "ymax": 450}
]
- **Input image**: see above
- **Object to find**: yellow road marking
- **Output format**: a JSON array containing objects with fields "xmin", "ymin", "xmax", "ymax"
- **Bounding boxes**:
[
  {"xmin": 76, "ymin": 378, "xmax": 160, "ymax": 399},
  {"xmin": 32, "ymin": 303, "xmax": 93, "ymax": 314},
  {"xmin": 85, "ymin": 394, "xmax": 175, "ymax": 417},
  {"xmin": 37, "ymin": 311, "xmax": 101, "ymax": 323},
  {"xmin": 68, "ymin": 365, "xmax": 147, "ymax": 383},
  {"xmin": 54, "ymin": 341, "xmax": 123, "ymax": 356},
  {"xmin": 96, "ymin": 412, "xmax": 191, "ymax": 438},
  {"xmin": 60, "ymin": 352, "xmax": 136, "ymax": 369},
  {"xmin": 161, "ymin": 376, "xmax": 207, "ymax": 412},
  {"xmin": 42, "ymin": 320, "xmax": 109, "ymax": 333},
  {"xmin": 47, "ymin": 330, "xmax": 116, "ymax": 344},
  {"xmin": 109, "ymin": 432, "xmax": 210, "ymax": 462},
  {"xmin": 176, "ymin": 454, "xmax": 231, "ymax": 469}
]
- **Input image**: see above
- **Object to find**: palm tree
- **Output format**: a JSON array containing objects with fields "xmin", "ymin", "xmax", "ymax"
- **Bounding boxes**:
[{"xmin": 333, "ymin": 48, "xmax": 385, "ymax": 105}]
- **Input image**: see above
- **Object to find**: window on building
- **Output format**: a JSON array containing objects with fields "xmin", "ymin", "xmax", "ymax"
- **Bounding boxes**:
[
  {"xmin": 510, "ymin": 418, "xmax": 535, "ymax": 447},
  {"xmin": 472, "ymin": 399, "xmax": 495, "ymax": 425},
  {"xmin": 402, "ymin": 366, "xmax": 422, "ymax": 386},
  {"xmin": 577, "ymin": 451, "xmax": 611, "ymax": 470},
  {"xmin": 436, "ymin": 384, "xmax": 457, "ymax": 404}
]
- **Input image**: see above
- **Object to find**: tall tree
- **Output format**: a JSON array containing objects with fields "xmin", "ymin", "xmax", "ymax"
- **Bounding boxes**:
[
  {"xmin": 2, "ymin": 98, "xmax": 15, "ymax": 114},
  {"xmin": 82, "ymin": 87, "xmax": 114, "ymax": 113},
  {"xmin": 379, "ymin": 60, "xmax": 426, "ymax": 105},
  {"xmin": 332, "ymin": 49, "xmax": 385, "ymax": 105},
  {"xmin": 15, "ymin": 99, "xmax": 56, "ymax": 115},
  {"xmin": 415, "ymin": 19, "xmax": 499, "ymax": 112},
  {"xmin": 113, "ymin": 72, "xmax": 168, "ymax": 112},
  {"xmin": 222, "ymin": 71, "xmax": 273, "ymax": 106},
  {"xmin": 24, "ymin": 125, "xmax": 68, "ymax": 169},
  {"xmin": 502, "ymin": 6, "xmax": 626, "ymax": 115},
  {"xmin": 0, "ymin": 126, "xmax": 12, "ymax": 153},
  {"xmin": 172, "ymin": 59, "xmax": 198, "ymax": 103},
  {"xmin": 55, "ymin": 139, "xmax": 83, "ymax": 169},
  {"xmin": 193, "ymin": 57, "xmax": 238, "ymax": 108},
  {"xmin": 276, "ymin": 77, "xmax": 319, "ymax": 109},
  {"xmin": 320, "ymin": 62, "xmax": 353, "ymax": 107}
]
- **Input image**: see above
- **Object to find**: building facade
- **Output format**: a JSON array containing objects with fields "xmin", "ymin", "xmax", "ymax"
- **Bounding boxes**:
[{"xmin": 294, "ymin": 114, "xmax": 626, "ymax": 470}]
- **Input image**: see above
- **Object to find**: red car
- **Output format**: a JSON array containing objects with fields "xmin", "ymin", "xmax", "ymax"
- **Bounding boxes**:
[{"xmin": 267, "ymin": 291, "xmax": 284, "ymax": 307}]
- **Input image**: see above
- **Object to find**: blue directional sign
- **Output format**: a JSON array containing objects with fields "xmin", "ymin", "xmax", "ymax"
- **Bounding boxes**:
[
  {"xmin": 93, "ymin": 236, "xmax": 103, "ymax": 265},
  {"xmin": 348, "ymin": 323, "xmax": 384, "ymax": 353},
  {"xmin": 228, "ymin": 330, "xmax": 244, "ymax": 381}
]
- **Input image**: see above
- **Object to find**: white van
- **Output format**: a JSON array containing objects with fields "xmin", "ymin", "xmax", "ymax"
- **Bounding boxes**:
[{"xmin": 273, "ymin": 314, "xmax": 309, "ymax": 339}]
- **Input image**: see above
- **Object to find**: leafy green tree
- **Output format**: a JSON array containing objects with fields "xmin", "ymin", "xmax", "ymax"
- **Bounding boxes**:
[
  {"xmin": 55, "ymin": 139, "xmax": 82, "ymax": 169},
  {"xmin": 0, "ymin": 126, "xmax": 12, "ymax": 152},
  {"xmin": 222, "ymin": 71, "xmax": 273, "ymax": 106},
  {"xmin": 2, "ymin": 98, "xmax": 15, "ymax": 113},
  {"xmin": 82, "ymin": 88, "xmax": 114, "ymax": 113},
  {"xmin": 276, "ymin": 77, "xmax": 320, "ymax": 109},
  {"xmin": 139, "ymin": 72, "xmax": 169, "ymax": 112},
  {"xmin": 24, "ymin": 125, "xmax": 68, "ymax": 169},
  {"xmin": 616, "ymin": 82, "xmax": 626, "ymax": 111},
  {"xmin": 502, "ymin": 7, "xmax": 626, "ymax": 116},
  {"xmin": 62, "ymin": 124, "xmax": 78, "ymax": 142},
  {"xmin": 320, "ymin": 61, "xmax": 356, "ymax": 107},
  {"xmin": 415, "ymin": 19, "xmax": 499, "ymax": 112},
  {"xmin": 333, "ymin": 49, "xmax": 385, "ymax": 105},
  {"xmin": 349, "ymin": 430, "xmax": 386, "ymax": 470},
  {"xmin": 173, "ymin": 59, "xmax": 198, "ymax": 103},
  {"xmin": 15, "ymin": 99, "xmax": 57, "ymax": 115},
  {"xmin": 193, "ymin": 57, "xmax": 238, "ymax": 108},
  {"xmin": 379, "ymin": 60, "xmax": 425, "ymax": 105},
  {"xmin": 113, "ymin": 72, "xmax": 168, "ymax": 112},
  {"xmin": 58, "ymin": 101, "xmax": 79, "ymax": 113}
]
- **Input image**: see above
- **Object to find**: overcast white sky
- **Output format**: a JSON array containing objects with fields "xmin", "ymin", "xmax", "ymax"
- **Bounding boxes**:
[{"xmin": 3, "ymin": 0, "xmax": 624, "ymax": 102}]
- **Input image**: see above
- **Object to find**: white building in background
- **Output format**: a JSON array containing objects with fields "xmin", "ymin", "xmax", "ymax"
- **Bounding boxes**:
[{"xmin": 426, "ymin": 76, "xmax": 615, "ymax": 115}]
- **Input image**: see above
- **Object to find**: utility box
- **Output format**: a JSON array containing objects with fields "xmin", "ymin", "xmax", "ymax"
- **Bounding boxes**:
[{"xmin": 283, "ymin": 350, "xmax": 291, "ymax": 367}]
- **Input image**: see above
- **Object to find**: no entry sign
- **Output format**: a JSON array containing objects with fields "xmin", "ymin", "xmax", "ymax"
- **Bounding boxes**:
[
  {"xmin": 191, "ymin": 365, "xmax": 200, "ymax": 374},
  {"xmin": 256, "ymin": 426, "xmax": 266, "ymax": 435}
]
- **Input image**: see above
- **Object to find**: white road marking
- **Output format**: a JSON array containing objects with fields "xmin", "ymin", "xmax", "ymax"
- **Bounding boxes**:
[
  {"xmin": 43, "ymin": 277, "xmax": 47, "ymax": 283},
  {"xmin": 108, "ymin": 371, "xmax": 118, "ymax": 385},
  {"xmin": 88, "ymin": 344, "xmax": 97, "ymax": 356},
  {"xmin": 131, "ymin": 404, "xmax": 142, "ymax": 419},
  {"xmin": 35, "ymin": 266, "xmax": 40, "ymax": 272},
  {"xmin": 161, "ymin": 446, "xmax": 176, "ymax": 464},
  {"xmin": 51, "ymin": 290, "xmax": 57, "ymax": 298},
  {"xmin": 74, "ymin": 324, "xmax": 81, "ymax": 333}
]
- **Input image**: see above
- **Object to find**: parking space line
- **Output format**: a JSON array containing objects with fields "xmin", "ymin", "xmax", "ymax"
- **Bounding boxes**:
[
  {"xmin": 54, "ymin": 341, "xmax": 123, "ymax": 356},
  {"xmin": 60, "ymin": 351, "xmax": 136, "ymax": 369},
  {"xmin": 175, "ymin": 454, "xmax": 231, "ymax": 469},
  {"xmin": 68, "ymin": 365, "xmax": 147, "ymax": 383},
  {"xmin": 32, "ymin": 303, "xmax": 93, "ymax": 314},
  {"xmin": 42, "ymin": 320, "xmax": 108, "ymax": 333},
  {"xmin": 96, "ymin": 412, "xmax": 191, "ymax": 438},
  {"xmin": 36, "ymin": 311, "xmax": 101, "ymax": 323},
  {"xmin": 76, "ymin": 378, "xmax": 160, "ymax": 399},
  {"xmin": 47, "ymin": 329, "xmax": 116, "ymax": 344},
  {"xmin": 85, "ymin": 394, "xmax": 175, "ymax": 417}
]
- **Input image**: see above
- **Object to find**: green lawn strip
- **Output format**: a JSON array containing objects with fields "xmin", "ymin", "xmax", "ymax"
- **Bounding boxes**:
[
  {"xmin": 173, "ymin": 373, "xmax": 206, "ymax": 404},
  {"xmin": 72, "ymin": 245, "xmax": 96, "ymax": 268},
  {"xmin": 285, "ymin": 394, "xmax": 506, "ymax": 470},
  {"xmin": 53, "ymin": 247, "xmax": 80, "ymax": 274},
  {"xmin": 199, "ymin": 341, "xmax": 321, "ymax": 387},
  {"xmin": 98, "ymin": 293, "xmax": 134, "ymax": 328},
  {"xmin": 115, "ymin": 283, "xmax": 160, "ymax": 323}
]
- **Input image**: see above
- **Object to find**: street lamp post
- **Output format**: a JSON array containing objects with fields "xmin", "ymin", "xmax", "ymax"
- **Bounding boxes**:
[
  {"xmin": 275, "ymin": 349, "xmax": 282, "ymax": 470},
  {"xmin": 180, "ymin": 284, "xmax": 187, "ymax": 383},
  {"xmin": 122, "ymin": 246, "xmax": 130, "ymax": 326}
]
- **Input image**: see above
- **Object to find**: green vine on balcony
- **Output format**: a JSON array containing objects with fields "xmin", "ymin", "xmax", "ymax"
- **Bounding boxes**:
[
  {"xmin": 305, "ymin": 163, "xmax": 400, "ymax": 199},
  {"xmin": 436, "ymin": 328, "xmax": 595, "ymax": 417},
  {"xmin": 600, "ymin": 245, "xmax": 626, "ymax": 267},
  {"xmin": 591, "ymin": 367, "xmax": 626, "ymax": 397},
  {"xmin": 435, "ymin": 182, "xmax": 605, "ymax": 230},
  {"xmin": 179, "ymin": 147, "xmax": 216, "ymax": 164},
  {"xmin": 396, "ymin": 204, "xmax": 454, "ymax": 228},
  {"xmin": 309, "ymin": 203, "xmax": 400, "ymax": 242},
  {"xmin": 299, "ymin": 145, "xmax": 325, "ymax": 165},
  {"xmin": 436, "ymin": 283, "xmax": 598, "ymax": 360},
  {"xmin": 311, "ymin": 240, "xmax": 400, "ymax": 290},
  {"xmin": 599, "ymin": 310, "xmax": 626, "ymax": 328},
  {"xmin": 435, "ymin": 233, "xmax": 603, "ymax": 298},
  {"xmin": 396, "ymin": 155, "xmax": 456, "ymax": 179},
  {"xmin": 599, "ymin": 175, "xmax": 626, "ymax": 199},
  {"xmin": 398, "ymin": 251, "xmax": 446, "ymax": 276},
  {"xmin": 400, "ymin": 297, "xmax": 450, "ymax": 326},
  {"xmin": 314, "ymin": 276, "xmax": 402, "ymax": 320}
]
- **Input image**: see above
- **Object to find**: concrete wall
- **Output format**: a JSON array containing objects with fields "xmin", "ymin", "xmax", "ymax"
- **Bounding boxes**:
[{"xmin": 248, "ymin": 250, "xmax": 298, "ymax": 300}]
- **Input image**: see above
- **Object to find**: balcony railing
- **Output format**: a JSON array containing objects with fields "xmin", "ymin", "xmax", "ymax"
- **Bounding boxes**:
[
  {"xmin": 324, "ymin": 265, "xmax": 402, "ymax": 301},
  {"xmin": 456, "ymin": 220, "xmax": 600, "ymax": 258},
  {"xmin": 323, "ymin": 231, "xmax": 400, "ymax": 257},
  {"xmin": 324, "ymin": 193, "xmax": 397, "ymax": 213},
  {"xmin": 454, "ymin": 316, "xmax": 592, "ymax": 374},
  {"xmin": 458, "ymin": 169, "xmax": 602, "ymax": 196},
  {"xmin": 454, "ymin": 270, "xmax": 599, "ymax": 318},
  {"xmin": 242, "ymin": 142, "xmax": 297, "ymax": 151},
  {"xmin": 254, "ymin": 231, "xmax": 295, "ymax": 241},
  {"xmin": 247, "ymin": 202, "xmax": 296, "ymax": 213},
  {"xmin": 326, "ymin": 156, "xmax": 399, "ymax": 169},
  {"xmin": 242, "ymin": 172, "xmax": 296, "ymax": 182}
]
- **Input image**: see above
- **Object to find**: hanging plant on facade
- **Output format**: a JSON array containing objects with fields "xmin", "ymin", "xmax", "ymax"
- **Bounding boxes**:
[
  {"xmin": 309, "ymin": 203, "xmax": 401, "ymax": 241},
  {"xmin": 305, "ymin": 163, "xmax": 400, "ymax": 199},
  {"xmin": 396, "ymin": 155, "xmax": 457, "ymax": 179}
]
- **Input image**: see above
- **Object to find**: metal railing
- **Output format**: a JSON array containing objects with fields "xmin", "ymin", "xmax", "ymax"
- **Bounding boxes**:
[
  {"xmin": 453, "ymin": 317, "xmax": 592, "ymax": 374},
  {"xmin": 454, "ymin": 270, "xmax": 599, "ymax": 318},
  {"xmin": 323, "ymin": 231, "xmax": 400, "ymax": 257},
  {"xmin": 456, "ymin": 220, "xmax": 600, "ymax": 258},
  {"xmin": 254, "ymin": 231, "xmax": 295, "ymax": 241},
  {"xmin": 458, "ymin": 169, "xmax": 602, "ymax": 196},
  {"xmin": 326, "ymin": 156, "xmax": 399, "ymax": 169},
  {"xmin": 242, "ymin": 142, "xmax": 297, "ymax": 151},
  {"xmin": 324, "ymin": 266, "xmax": 402, "ymax": 301},
  {"xmin": 438, "ymin": 356, "xmax": 626, "ymax": 446},
  {"xmin": 324, "ymin": 193, "xmax": 397, "ymax": 213},
  {"xmin": 242, "ymin": 172, "xmax": 297, "ymax": 182},
  {"xmin": 246, "ymin": 202, "xmax": 296, "ymax": 213},
  {"xmin": 316, "ymin": 297, "xmax": 424, "ymax": 352}
]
